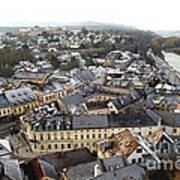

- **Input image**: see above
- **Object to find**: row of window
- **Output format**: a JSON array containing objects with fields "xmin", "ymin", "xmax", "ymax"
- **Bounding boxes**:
[
  {"xmin": 34, "ymin": 133, "xmax": 108, "ymax": 141},
  {"xmin": 131, "ymin": 158, "xmax": 143, "ymax": 164},
  {"xmin": 13, "ymin": 102, "xmax": 38, "ymax": 114},
  {"xmin": 0, "ymin": 101, "xmax": 39, "ymax": 117},
  {"xmin": 32, "ymin": 127, "xmax": 179, "ymax": 143},
  {"xmin": 35, "ymin": 142, "xmax": 96, "ymax": 150}
]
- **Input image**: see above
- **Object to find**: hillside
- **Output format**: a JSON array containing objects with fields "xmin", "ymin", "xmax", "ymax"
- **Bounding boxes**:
[{"xmin": 151, "ymin": 36, "xmax": 180, "ymax": 54}]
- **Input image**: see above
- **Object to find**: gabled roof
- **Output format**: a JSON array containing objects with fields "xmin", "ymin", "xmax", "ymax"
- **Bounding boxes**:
[
  {"xmin": 41, "ymin": 148, "xmax": 96, "ymax": 172},
  {"xmin": 0, "ymin": 93, "xmax": 10, "ymax": 109}
]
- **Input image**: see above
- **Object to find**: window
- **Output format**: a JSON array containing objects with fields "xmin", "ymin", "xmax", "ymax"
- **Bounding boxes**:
[
  {"xmin": 81, "ymin": 143, "xmax": 84, "ymax": 148},
  {"xmin": 92, "ymin": 134, "xmax": 95, "ymax": 139},
  {"xmin": 174, "ymin": 129, "xmax": 177, "ymax": 133},
  {"xmin": 41, "ymin": 145, "xmax": 44, "ymax": 150},
  {"xmin": 98, "ymin": 134, "xmax": 101, "ymax": 139},
  {"xmin": 48, "ymin": 144, "xmax": 51, "ymax": 149},
  {"xmin": 48, "ymin": 134, "xmax": 51, "ymax": 140},
  {"xmin": 61, "ymin": 144, "xmax": 64, "ymax": 149},
  {"xmin": 104, "ymin": 134, "xmax": 107, "ymax": 138},
  {"xmin": 138, "ymin": 158, "xmax": 142, "ymax": 163},
  {"xmin": 40, "ymin": 134, "xmax": 43, "ymax": 141},
  {"xmin": 61, "ymin": 133, "xmax": 64, "ymax": 140},
  {"xmin": 68, "ymin": 144, "xmax": 71, "ymax": 149},
  {"xmin": 67, "ymin": 132, "xmax": 71, "ymax": 139},
  {"xmin": 132, "ymin": 159, "xmax": 136, "ymax": 163},
  {"xmin": 81, "ymin": 135, "xmax": 84, "ymax": 139},
  {"xmin": 87, "ymin": 134, "xmax": 89, "ymax": 139},
  {"xmin": 87, "ymin": 143, "xmax": 89, "ymax": 146},
  {"xmin": 137, "ymin": 149, "xmax": 142, "ymax": 153},
  {"xmin": 33, "ymin": 134, "xmax": 36, "ymax": 141},
  {"xmin": 55, "ymin": 144, "xmax": 58, "ymax": 149},
  {"xmin": 54, "ymin": 133, "xmax": 57, "ymax": 140},
  {"xmin": 75, "ymin": 144, "xmax": 78, "ymax": 148},
  {"xmin": 75, "ymin": 135, "xmax": 78, "ymax": 140}
]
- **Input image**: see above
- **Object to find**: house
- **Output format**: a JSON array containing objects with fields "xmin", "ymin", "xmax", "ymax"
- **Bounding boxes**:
[
  {"xmin": 40, "ymin": 148, "xmax": 96, "ymax": 173},
  {"xmin": 22, "ymin": 107, "xmax": 162, "ymax": 154},
  {"xmin": 96, "ymin": 129, "xmax": 139, "ymax": 159},
  {"xmin": 4, "ymin": 87, "xmax": 39, "ymax": 116},
  {"xmin": 107, "ymin": 91, "xmax": 144, "ymax": 114},
  {"xmin": 65, "ymin": 156, "xmax": 127, "ymax": 180}
]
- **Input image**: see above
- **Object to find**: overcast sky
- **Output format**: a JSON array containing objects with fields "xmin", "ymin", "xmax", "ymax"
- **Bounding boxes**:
[{"xmin": 0, "ymin": 0, "xmax": 180, "ymax": 30}]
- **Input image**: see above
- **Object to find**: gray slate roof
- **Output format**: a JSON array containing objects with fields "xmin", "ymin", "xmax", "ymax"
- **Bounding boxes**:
[
  {"xmin": 146, "ymin": 109, "xmax": 162, "ymax": 125},
  {"xmin": 155, "ymin": 110, "xmax": 180, "ymax": 127},
  {"xmin": 5, "ymin": 87, "xmax": 37, "ymax": 105},
  {"xmin": 66, "ymin": 156, "xmax": 126, "ymax": 180},
  {"xmin": 76, "ymin": 70, "xmax": 95, "ymax": 82},
  {"xmin": 13, "ymin": 72, "xmax": 47, "ymax": 81},
  {"xmin": 109, "ymin": 108, "xmax": 156, "ymax": 127},
  {"xmin": 61, "ymin": 92, "xmax": 85, "ymax": 111},
  {"xmin": 41, "ymin": 148, "xmax": 96, "ymax": 172},
  {"xmin": 93, "ymin": 164, "xmax": 145, "ymax": 180},
  {"xmin": 72, "ymin": 114, "xmax": 109, "ymax": 129}
]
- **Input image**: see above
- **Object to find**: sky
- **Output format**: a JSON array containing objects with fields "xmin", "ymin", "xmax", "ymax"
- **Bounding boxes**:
[{"xmin": 0, "ymin": 0, "xmax": 180, "ymax": 30}]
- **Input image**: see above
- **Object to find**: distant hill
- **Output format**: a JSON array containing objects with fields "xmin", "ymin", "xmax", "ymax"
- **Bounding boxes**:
[
  {"xmin": 0, "ymin": 27, "xmax": 25, "ymax": 33},
  {"xmin": 0, "ymin": 21, "xmax": 136, "ymax": 32},
  {"xmin": 155, "ymin": 30, "xmax": 180, "ymax": 37},
  {"xmin": 66, "ymin": 21, "xmax": 136, "ymax": 30}
]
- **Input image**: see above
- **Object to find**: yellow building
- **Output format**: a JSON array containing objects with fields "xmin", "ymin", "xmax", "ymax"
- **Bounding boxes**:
[
  {"xmin": 0, "ymin": 87, "xmax": 40, "ymax": 118},
  {"xmin": 21, "ymin": 111, "xmax": 180, "ymax": 155}
]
